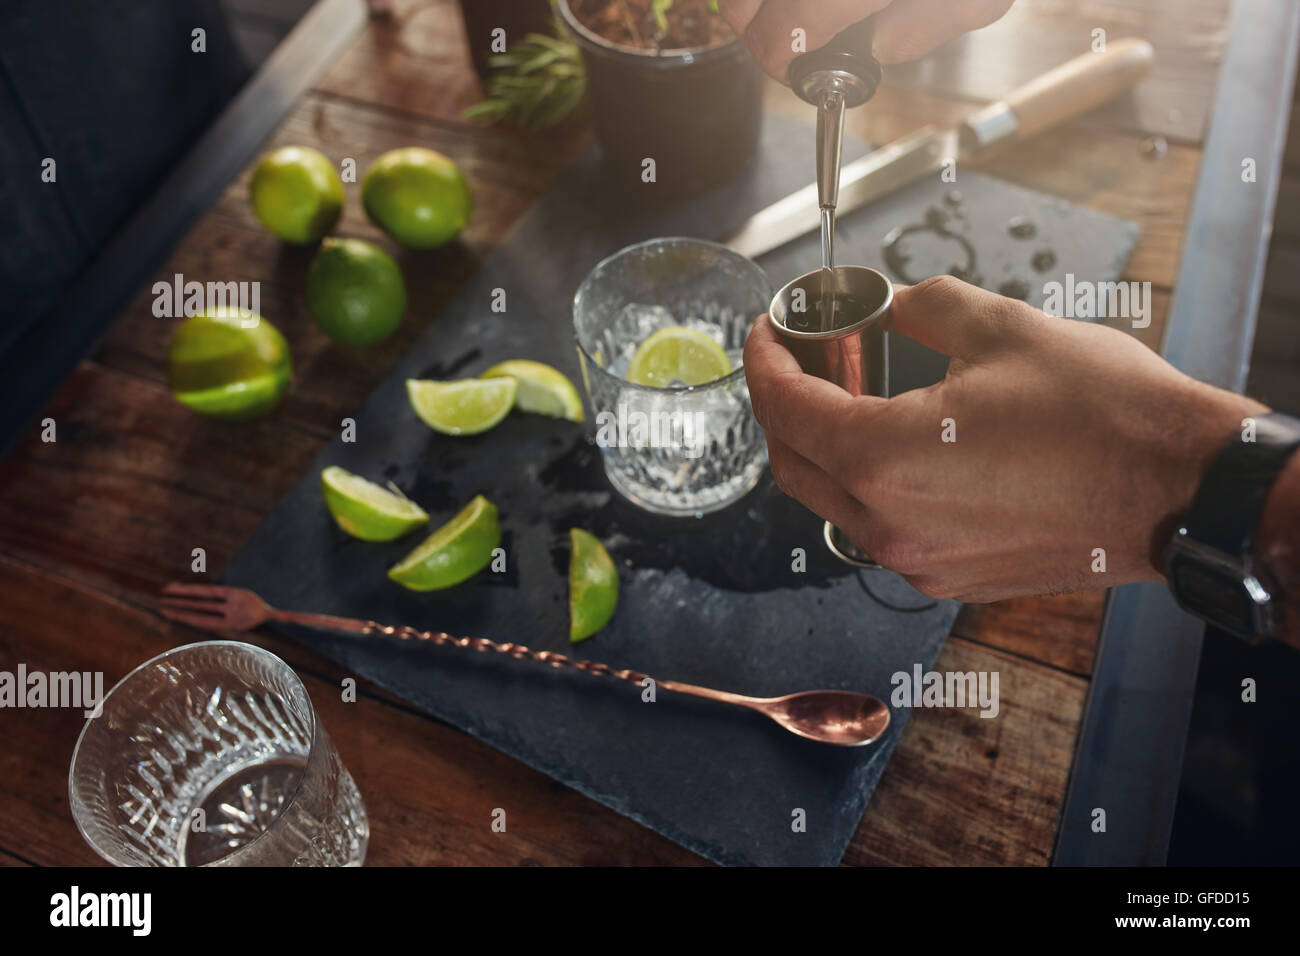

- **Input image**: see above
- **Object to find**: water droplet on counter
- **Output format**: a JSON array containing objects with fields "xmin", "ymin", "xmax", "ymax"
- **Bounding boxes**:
[
  {"xmin": 997, "ymin": 278, "xmax": 1031, "ymax": 300},
  {"xmin": 1007, "ymin": 216, "xmax": 1037, "ymax": 239},
  {"xmin": 1031, "ymin": 249, "xmax": 1057, "ymax": 272},
  {"xmin": 944, "ymin": 190, "xmax": 964, "ymax": 208},
  {"xmin": 1140, "ymin": 135, "xmax": 1167, "ymax": 159},
  {"xmin": 882, "ymin": 206, "xmax": 979, "ymax": 286}
]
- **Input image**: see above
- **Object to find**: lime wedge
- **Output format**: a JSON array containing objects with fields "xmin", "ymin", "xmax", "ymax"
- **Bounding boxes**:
[
  {"xmin": 321, "ymin": 466, "xmax": 428, "ymax": 541},
  {"xmin": 480, "ymin": 359, "xmax": 584, "ymax": 422},
  {"xmin": 388, "ymin": 495, "xmax": 500, "ymax": 591},
  {"xmin": 569, "ymin": 528, "xmax": 618, "ymax": 643},
  {"xmin": 406, "ymin": 378, "xmax": 517, "ymax": 435},
  {"xmin": 625, "ymin": 326, "xmax": 732, "ymax": 388}
]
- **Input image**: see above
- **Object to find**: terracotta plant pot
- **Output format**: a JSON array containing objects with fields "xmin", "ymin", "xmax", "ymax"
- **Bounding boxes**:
[{"xmin": 556, "ymin": 0, "xmax": 763, "ymax": 197}]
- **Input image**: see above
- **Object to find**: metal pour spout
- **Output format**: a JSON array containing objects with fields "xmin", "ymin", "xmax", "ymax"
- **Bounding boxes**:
[
  {"xmin": 787, "ymin": 16, "xmax": 882, "ymax": 332},
  {"xmin": 817, "ymin": 87, "xmax": 847, "ymax": 329}
]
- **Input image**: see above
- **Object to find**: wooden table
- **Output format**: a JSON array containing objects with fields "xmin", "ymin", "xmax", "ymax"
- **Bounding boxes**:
[{"xmin": 0, "ymin": 0, "xmax": 1242, "ymax": 866}]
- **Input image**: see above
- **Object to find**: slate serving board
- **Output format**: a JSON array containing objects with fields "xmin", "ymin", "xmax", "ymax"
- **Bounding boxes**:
[{"xmin": 223, "ymin": 114, "xmax": 1138, "ymax": 866}]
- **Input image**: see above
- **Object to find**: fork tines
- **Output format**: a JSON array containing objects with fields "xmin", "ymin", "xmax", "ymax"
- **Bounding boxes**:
[{"xmin": 158, "ymin": 582, "xmax": 262, "ymax": 633}]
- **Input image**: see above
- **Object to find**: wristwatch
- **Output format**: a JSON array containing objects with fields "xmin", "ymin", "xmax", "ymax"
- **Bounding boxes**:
[{"xmin": 1165, "ymin": 411, "xmax": 1300, "ymax": 641}]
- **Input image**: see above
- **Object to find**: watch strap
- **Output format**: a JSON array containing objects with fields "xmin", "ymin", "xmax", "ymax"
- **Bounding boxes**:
[{"xmin": 1184, "ymin": 412, "xmax": 1300, "ymax": 555}]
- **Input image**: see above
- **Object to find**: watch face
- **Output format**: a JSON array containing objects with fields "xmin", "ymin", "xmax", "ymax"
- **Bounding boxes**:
[{"xmin": 1171, "ymin": 561, "xmax": 1259, "ymax": 639}]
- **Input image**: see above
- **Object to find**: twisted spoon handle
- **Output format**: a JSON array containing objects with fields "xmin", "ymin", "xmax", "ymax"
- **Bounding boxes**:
[{"xmin": 329, "ymin": 616, "xmax": 652, "ymax": 688}]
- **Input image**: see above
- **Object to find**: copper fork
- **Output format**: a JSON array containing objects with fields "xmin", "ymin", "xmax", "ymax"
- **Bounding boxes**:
[{"xmin": 158, "ymin": 583, "xmax": 891, "ymax": 747}]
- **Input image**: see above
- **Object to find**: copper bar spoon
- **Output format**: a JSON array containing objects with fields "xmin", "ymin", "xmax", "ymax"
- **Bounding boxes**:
[{"xmin": 159, "ymin": 583, "xmax": 891, "ymax": 747}]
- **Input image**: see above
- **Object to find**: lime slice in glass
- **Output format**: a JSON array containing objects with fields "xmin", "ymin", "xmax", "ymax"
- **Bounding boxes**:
[
  {"xmin": 388, "ymin": 495, "xmax": 500, "ymax": 591},
  {"xmin": 480, "ymin": 359, "xmax": 584, "ymax": 422},
  {"xmin": 320, "ymin": 466, "xmax": 428, "ymax": 541},
  {"xmin": 406, "ymin": 378, "xmax": 517, "ymax": 435},
  {"xmin": 625, "ymin": 326, "xmax": 732, "ymax": 388},
  {"xmin": 569, "ymin": 528, "xmax": 618, "ymax": 643}
]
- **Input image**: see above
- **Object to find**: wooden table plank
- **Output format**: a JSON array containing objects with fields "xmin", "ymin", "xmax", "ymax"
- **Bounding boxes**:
[
  {"xmin": 845, "ymin": 641, "xmax": 1086, "ymax": 865},
  {"xmin": 953, "ymin": 591, "xmax": 1104, "ymax": 679},
  {"xmin": 312, "ymin": 0, "xmax": 485, "ymax": 123},
  {"xmin": 0, "ymin": 365, "xmax": 322, "ymax": 599}
]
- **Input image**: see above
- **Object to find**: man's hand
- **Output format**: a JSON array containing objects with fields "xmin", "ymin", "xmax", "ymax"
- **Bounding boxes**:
[
  {"xmin": 744, "ymin": 276, "xmax": 1268, "ymax": 602},
  {"xmin": 717, "ymin": 0, "xmax": 1016, "ymax": 81}
]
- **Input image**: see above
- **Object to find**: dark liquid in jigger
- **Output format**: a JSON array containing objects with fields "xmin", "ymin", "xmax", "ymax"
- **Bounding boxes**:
[
  {"xmin": 789, "ymin": 292, "xmax": 879, "ymax": 332},
  {"xmin": 781, "ymin": 289, "xmax": 888, "ymax": 399}
]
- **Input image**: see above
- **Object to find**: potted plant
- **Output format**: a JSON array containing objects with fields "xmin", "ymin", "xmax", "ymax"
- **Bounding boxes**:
[
  {"xmin": 556, "ymin": 0, "xmax": 763, "ymax": 197},
  {"xmin": 456, "ymin": 0, "xmax": 557, "ymax": 86}
]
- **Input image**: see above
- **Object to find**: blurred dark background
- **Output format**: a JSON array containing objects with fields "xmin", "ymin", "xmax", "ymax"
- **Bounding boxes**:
[
  {"xmin": 1167, "ymin": 59, "xmax": 1300, "ymax": 868},
  {"xmin": 0, "ymin": 0, "xmax": 313, "ymax": 442}
]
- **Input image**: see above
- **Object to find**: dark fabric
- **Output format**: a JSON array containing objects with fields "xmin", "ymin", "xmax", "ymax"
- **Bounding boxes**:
[{"xmin": 0, "ymin": 0, "xmax": 251, "ymax": 355}]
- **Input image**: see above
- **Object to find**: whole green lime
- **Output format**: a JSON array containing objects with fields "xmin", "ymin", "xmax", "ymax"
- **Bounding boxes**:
[
  {"xmin": 167, "ymin": 308, "xmax": 292, "ymax": 421},
  {"xmin": 307, "ymin": 238, "xmax": 408, "ymax": 347},
  {"xmin": 361, "ymin": 147, "xmax": 472, "ymax": 248},
  {"xmin": 249, "ymin": 146, "xmax": 344, "ymax": 244}
]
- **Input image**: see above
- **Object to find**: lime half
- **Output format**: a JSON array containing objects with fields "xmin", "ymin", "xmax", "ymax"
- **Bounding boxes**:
[
  {"xmin": 480, "ymin": 360, "xmax": 584, "ymax": 422},
  {"xmin": 173, "ymin": 375, "xmax": 287, "ymax": 420},
  {"xmin": 406, "ymin": 378, "xmax": 517, "ymax": 435},
  {"xmin": 388, "ymin": 495, "xmax": 500, "ymax": 591},
  {"xmin": 626, "ymin": 326, "xmax": 732, "ymax": 388},
  {"xmin": 168, "ymin": 308, "xmax": 292, "ymax": 421},
  {"xmin": 569, "ymin": 528, "xmax": 618, "ymax": 643},
  {"xmin": 321, "ymin": 466, "xmax": 428, "ymax": 541}
]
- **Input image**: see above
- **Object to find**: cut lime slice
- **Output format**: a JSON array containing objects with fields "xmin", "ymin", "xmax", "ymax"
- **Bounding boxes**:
[
  {"xmin": 172, "ymin": 374, "xmax": 287, "ymax": 421},
  {"xmin": 388, "ymin": 495, "xmax": 500, "ymax": 591},
  {"xmin": 625, "ymin": 326, "xmax": 732, "ymax": 388},
  {"xmin": 320, "ymin": 466, "xmax": 428, "ymax": 541},
  {"xmin": 480, "ymin": 359, "xmax": 584, "ymax": 422},
  {"xmin": 406, "ymin": 378, "xmax": 517, "ymax": 435},
  {"xmin": 569, "ymin": 528, "xmax": 618, "ymax": 643}
]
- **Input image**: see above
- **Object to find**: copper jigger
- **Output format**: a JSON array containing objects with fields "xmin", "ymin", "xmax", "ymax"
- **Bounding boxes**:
[{"xmin": 768, "ymin": 266, "xmax": 893, "ymax": 568}]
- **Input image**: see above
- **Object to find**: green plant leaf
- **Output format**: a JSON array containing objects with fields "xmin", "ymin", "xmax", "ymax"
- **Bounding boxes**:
[
  {"xmin": 652, "ymin": 0, "xmax": 673, "ymax": 34},
  {"xmin": 462, "ymin": 17, "xmax": 586, "ymax": 130}
]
